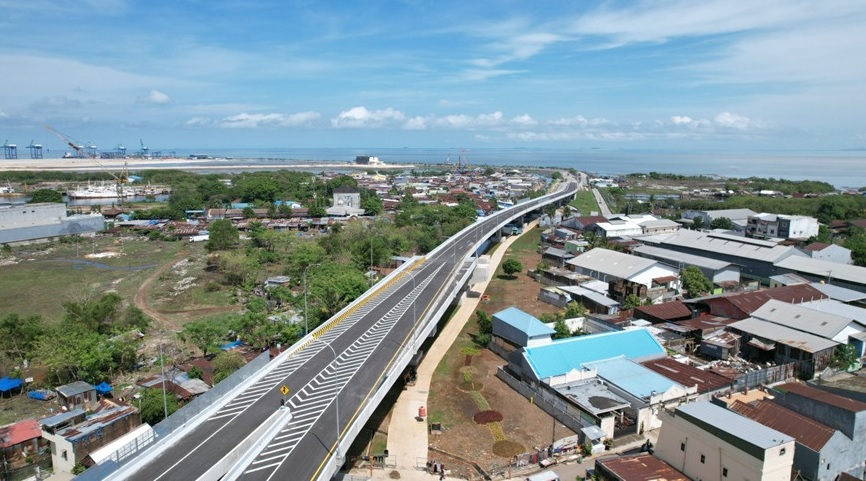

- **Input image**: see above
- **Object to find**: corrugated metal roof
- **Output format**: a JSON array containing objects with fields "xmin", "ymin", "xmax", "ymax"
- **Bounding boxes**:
[
  {"xmin": 634, "ymin": 301, "xmax": 692, "ymax": 321},
  {"xmin": 774, "ymin": 382, "xmax": 866, "ymax": 412},
  {"xmin": 523, "ymin": 328, "xmax": 666, "ymax": 380},
  {"xmin": 632, "ymin": 244, "xmax": 733, "ymax": 270},
  {"xmin": 752, "ymin": 299, "xmax": 852, "ymax": 339},
  {"xmin": 567, "ymin": 248, "xmax": 659, "ymax": 280},
  {"xmin": 557, "ymin": 285, "xmax": 619, "ymax": 307},
  {"xmin": 492, "ymin": 307, "xmax": 555, "ymax": 338},
  {"xmin": 810, "ymin": 282, "xmax": 866, "ymax": 303},
  {"xmin": 56, "ymin": 381, "xmax": 95, "ymax": 398},
  {"xmin": 776, "ymin": 256, "xmax": 866, "ymax": 286},
  {"xmin": 705, "ymin": 284, "xmax": 828, "ymax": 317},
  {"xmin": 800, "ymin": 298, "xmax": 866, "ymax": 327},
  {"xmin": 0, "ymin": 418, "xmax": 41, "ymax": 448},
  {"xmin": 641, "ymin": 358, "xmax": 731, "ymax": 394},
  {"xmin": 729, "ymin": 400, "xmax": 835, "ymax": 452},
  {"xmin": 729, "ymin": 317, "xmax": 839, "ymax": 353},
  {"xmin": 648, "ymin": 228, "xmax": 801, "ymax": 263},
  {"xmin": 583, "ymin": 356, "xmax": 683, "ymax": 399},
  {"xmin": 596, "ymin": 453, "xmax": 689, "ymax": 481},
  {"xmin": 676, "ymin": 401, "xmax": 794, "ymax": 452}
]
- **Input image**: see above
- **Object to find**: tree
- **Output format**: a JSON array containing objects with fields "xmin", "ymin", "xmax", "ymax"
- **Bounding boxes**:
[
  {"xmin": 0, "ymin": 313, "xmax": 44, "ymax": 363},
  {"xmin": 845, "ymin": 229, "xmax": 866, "ymax": 267},
  {"xmin": 680, "ymin": 265, "xmax": 713, "ymax": 298},
  {"xmin": 28, "ymin": 188, "xmax": 63, "ymax": 204},
  {"xmin": 212, "ymin": 350, "xmax": 246, "ymax": 384},
  {"xmin": 622, "ymin": 294, "xmax": 642, "ymax": 311},
  {"xmin": 178, "ymin": 317, "xmax": 229, "ymax": 357},
  {"xmin": 501, "ymin": 258, "xmax": 523, "ymax": 279},
  {"xmin": 138, "ymin": 386, "xmax": 179, "ymax": 425},
  {"xmin": 62, "ymin": 292, "xmax": 124, "ymax": 335},
  {"xmin": 476, "ymin": 310, "xmax": 492, "ymax": 335},
  {"xmin": 552, "ymin": 318, "xmax": 571, "ymax": 339},
  {"xmin": 564, "ymin": 301, "xmax": 588, "ymax": 319},
  {"xmin": 691, "ymin": 216, "xmax": 705, "ymax": 230},
  {"xmin": 832, "ymin": 344, "xmax": 859, "ymax": 371},
  {"xmin": 709, "ymin": 217, "xmax": 733, "ymax": 230},
  {"xmin": 206, "ymin": 219, "xmax": 239, "ymax": 252}
]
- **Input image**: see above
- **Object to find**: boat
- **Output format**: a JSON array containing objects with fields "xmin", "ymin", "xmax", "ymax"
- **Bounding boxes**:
[{"xmin": 67, "ymin": 182, "xmax": 133, "ymax": 199}]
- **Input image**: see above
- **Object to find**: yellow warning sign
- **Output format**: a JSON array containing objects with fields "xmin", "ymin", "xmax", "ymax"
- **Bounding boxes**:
[{"xmin": 280, "ymin": 385, "xmax": 289, "ymax": 395}]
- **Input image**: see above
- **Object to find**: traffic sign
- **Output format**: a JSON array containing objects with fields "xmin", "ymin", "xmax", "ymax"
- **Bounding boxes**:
[{"xmin": 280, "ymin": 385, "xmax": 289, "ymax": 395}]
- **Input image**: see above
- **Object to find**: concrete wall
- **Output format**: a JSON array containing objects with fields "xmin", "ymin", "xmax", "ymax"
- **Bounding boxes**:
[
  {"xmin": 655, "ymin": 410, "xmax": 794, "ymax": 481},
  {"xmin": 771, "ymin": 389, "xmax": 866, "ymax": 474},
  {"xmin": 0, "ymin": 203, "xmax": 65, "ymax": 229}
]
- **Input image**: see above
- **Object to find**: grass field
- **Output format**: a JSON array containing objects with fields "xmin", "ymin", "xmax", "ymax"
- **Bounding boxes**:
[
  {"xmin": 570, "ymin": 190, "xmax": 600, "ymax": 216},
  {"xmin": 0, "ymin": 237, "xmax": 186, "ymax": 322}
]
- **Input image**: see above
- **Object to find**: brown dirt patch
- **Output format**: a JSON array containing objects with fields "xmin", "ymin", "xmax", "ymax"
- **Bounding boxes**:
[
  {"xmin": 423, "ymin": 228, "xmax": 575, "ymax": 478},
  {"xmin": 492, "ymin": 440, "xmax": 526, "ymax": 457}
]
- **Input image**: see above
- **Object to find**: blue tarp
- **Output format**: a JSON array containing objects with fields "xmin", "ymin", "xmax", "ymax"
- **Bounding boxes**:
[
  {"xmin": 0, "ymin": 376, "xmax": 23, "ymax": 393},
  {"xmin": 220, "ymin": 340, "xmax": 243, "ymax": 350},
  {"xmin": 27, "ymin": 390, "xmax": 48, "ymax": 400},
  {"xmin": 95, "ymin": 382, "xmax": 112, "ymax": 394}
]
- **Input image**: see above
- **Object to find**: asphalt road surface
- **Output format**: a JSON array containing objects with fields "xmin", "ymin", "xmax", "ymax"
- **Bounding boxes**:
[{"xmin": 124, "ymin": 179, "xmax": 577, "ymax": 481}]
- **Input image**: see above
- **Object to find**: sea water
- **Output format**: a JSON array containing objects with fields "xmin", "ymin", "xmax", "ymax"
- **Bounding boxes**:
[{"xmin": 37, "ymin": 148, "xmax": 866, "ymax": 189}]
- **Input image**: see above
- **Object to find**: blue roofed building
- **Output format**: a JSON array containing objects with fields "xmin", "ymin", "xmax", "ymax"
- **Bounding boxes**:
[
  {"xmin": 491, "ymin": 307, "xmax": 555, "ymax": 351},
  {"xmin": 582, "ymin": 356, "xmax": 697, "ymax": 432},
  {"xmin": 509, "ymin": 328, "xmax": 666, "ymax": 385},
  {"xmin": 499, "ymin": 328, "xmax": 690, "ymax": 443}
]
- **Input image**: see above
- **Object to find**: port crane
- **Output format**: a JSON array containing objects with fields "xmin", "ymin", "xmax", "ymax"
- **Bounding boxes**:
[
  {"xmin": 44, "ymin": 125, "xmax": 91, "ymax": 159},
  {"xmin": 44, "ymin": 125, "xmax": 131, "ymax": 204},
  {"xmin": 27, "ymin": 140, "xmax": 43, "ymax": 159}
]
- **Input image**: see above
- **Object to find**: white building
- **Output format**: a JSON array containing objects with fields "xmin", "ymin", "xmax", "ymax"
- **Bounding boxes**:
[
  {"xmin": 354, "ymin": 155, "xmax": 384, "ymax": 165},
  {"xmin": 566, "ymin": 248, "xmax": 680, "ymax": 302},
  {"xmin": 0, "ymin": 203, "xmax": 105, "ymax": 245},
  {"xmin": 655, "ymin": 402, "xmax": 795, "ymax": 481},
  {"xmin": 747, "ymin": 213, "xmax": 819, "ymax": 240}
]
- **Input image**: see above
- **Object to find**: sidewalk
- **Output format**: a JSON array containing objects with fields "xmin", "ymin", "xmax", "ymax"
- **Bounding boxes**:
[{"xmin": 357, "ymin": 222, "xmax": 537, "ymax": 481}]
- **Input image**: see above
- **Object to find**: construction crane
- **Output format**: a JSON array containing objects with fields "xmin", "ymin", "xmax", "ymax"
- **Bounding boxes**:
[
  {"xmin": 44, "ymin": 125, "xmax": 91, "ymax": 158},
  {"xmin": 458, "ymin": 147, "xmax": 470, "ymax": 171},
  {"xmin": 44, "ymin": 125, "xmax": 131, "ymax": 204}
]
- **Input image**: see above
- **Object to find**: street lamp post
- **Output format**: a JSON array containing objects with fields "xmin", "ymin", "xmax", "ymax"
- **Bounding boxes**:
[
  {"xmin": 323, "ymin": 343, "xmax": 341, "ymax": 463},
  {"xmin": 303, "ymin": 263, "xmax": 321, "ymax": 336}
]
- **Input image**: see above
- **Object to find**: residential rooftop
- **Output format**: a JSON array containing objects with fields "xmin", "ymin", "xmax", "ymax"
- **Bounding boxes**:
[{"xmin": 675, "ymin": 402, "xmax": 794, "ymax": 459}]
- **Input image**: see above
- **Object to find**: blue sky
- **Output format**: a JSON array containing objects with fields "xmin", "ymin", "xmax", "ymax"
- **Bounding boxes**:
[{"xmin": 1, "ymin": 0, "xmax": 864, "ymax": 152}]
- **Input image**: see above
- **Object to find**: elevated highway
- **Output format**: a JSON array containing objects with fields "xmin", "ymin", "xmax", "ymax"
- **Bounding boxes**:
[{"xmin": 100, "ymin": 177, "xmax": 578, "ymax": 481}]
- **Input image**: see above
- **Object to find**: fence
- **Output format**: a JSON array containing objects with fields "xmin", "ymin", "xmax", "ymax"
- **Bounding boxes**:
[
  {"xmin": 1, "ymin": 458, "xmax": 52, "ymax": 481},
  {"xmin": 496, "ymin": 368, "xmax": 592, "ymax": 440},
  {"xmin": 732, "ymin": 363, "xmax": 795, "ymax": 391}
]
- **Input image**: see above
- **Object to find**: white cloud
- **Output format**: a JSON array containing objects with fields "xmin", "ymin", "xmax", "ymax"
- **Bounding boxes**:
[
  {"xmin": 331, "ymin": 106, "xmax": 406, "ymax": 128},
  {"xmin": 548, "ymin": 115, "xmax": 610, "ymax": 127},
  {"xmin": 434, "ymin": 111, "xmax": 503, "ymax": 129},
  {"xmin": 671, "ymin": 116, "xmax": 694, "ymax": 125},
  {"xmin": 509, "ymin": 114, "xmax": 537, "ymax": 126},
  {"xmin": 713, "ymin": 112, "xmax": 752, "ymax": 130},
  {"xmin": 186, "ymin": 111, "xmax": 321, "ymax": 128},
  {"xmin": 185, "ymin": 116, "xmax": 212, "ymax": 127},
  {"xmin": 403, "ymin": 116, "xmax": 428, "ymax": 130},
  {"xmin": 143, "ymin": 89, "xmax": 171, "ymax": 105}
]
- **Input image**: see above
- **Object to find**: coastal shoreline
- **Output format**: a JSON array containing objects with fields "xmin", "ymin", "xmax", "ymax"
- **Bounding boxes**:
[{"xmin": 0, "ymin": 158, "xmax": 416, "ymax": 172}]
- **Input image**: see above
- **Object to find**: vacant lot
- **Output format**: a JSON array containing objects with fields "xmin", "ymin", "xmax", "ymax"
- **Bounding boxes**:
[
  {"xmin": 0, "ymin": 237, "xmax": 185, "ymax": 322},
  {"xmin": 423, "ymin": 227, "xmax": 572, "ymax": 478}
]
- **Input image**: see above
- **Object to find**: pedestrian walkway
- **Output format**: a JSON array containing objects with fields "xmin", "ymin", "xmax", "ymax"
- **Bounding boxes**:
[{"xmin": 352, "ymin": 222, "xmax": 538, "ymax": 481}]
